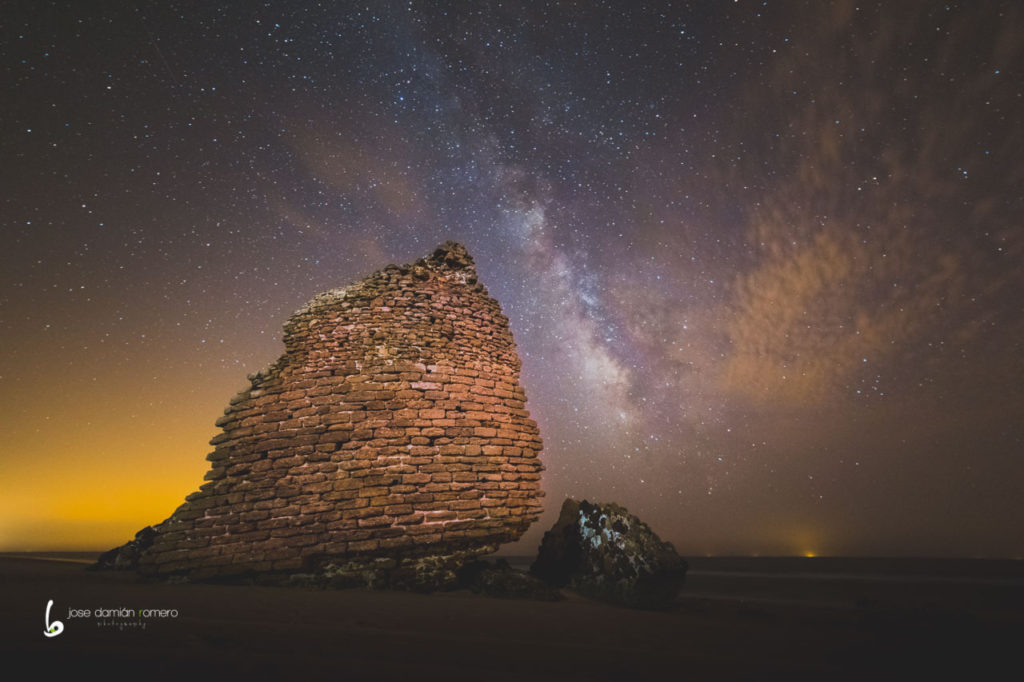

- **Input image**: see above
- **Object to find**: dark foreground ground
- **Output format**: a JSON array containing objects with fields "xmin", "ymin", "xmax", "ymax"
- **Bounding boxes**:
[{"xmin": 2, "ymin": 554, "xmax": 1022, "ymax": 680}]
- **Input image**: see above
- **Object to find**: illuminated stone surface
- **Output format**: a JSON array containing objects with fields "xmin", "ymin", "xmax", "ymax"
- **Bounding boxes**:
[
  {"xmin": 531, "ymin": 498, "xmax": 686, "ymax": 609},
  {"xmin": 108, "ymin": 242, "xmax": 544, "ymax": 587}
]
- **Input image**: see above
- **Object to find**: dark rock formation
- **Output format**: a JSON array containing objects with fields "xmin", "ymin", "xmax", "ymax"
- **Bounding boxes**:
[
  {"xmin": 100, "ymin": 242, "xmax": 544, "ymax": 588},
  {"xmin": 457, "ymin": 559, "xmax": 562, "ymax": 601},
  {"xmin": 530, "ymin": 498, "xmax": 687, "ymax": 609}
]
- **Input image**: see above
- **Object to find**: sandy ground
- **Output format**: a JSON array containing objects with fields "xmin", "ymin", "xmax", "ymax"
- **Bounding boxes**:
[{"xmin": 2, "ymin": 555, "xmax": 1021, "ymax": 680}]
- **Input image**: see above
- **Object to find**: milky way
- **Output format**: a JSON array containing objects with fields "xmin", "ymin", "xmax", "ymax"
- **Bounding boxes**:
[{"xmin": 2, "ymin": 1, "xmax": 1022, "ymax": 556}]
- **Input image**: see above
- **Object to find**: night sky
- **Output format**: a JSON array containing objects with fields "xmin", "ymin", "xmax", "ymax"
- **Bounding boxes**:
[{"xmin": 2, "ymin": 1, "xmax": 1022, "ymax": 557}]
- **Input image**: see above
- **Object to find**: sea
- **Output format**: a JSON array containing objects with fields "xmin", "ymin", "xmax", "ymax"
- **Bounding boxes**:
[
  {"xmin": 7, "ymin": 551, "xmax": 1023, "ymax": 617},
  {"xmin": 502, "ymin": 555, "xmax": 1024, "ymax": 616}
]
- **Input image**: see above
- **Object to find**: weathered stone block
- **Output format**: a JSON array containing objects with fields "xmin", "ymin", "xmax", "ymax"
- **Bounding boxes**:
[
  {"xmin": 102, "ymin": 242, "xmax": 544, "ymax": 588},
  {"xmin": 531, "ymin": 498, "xmax": 687, "ymax": 610}
]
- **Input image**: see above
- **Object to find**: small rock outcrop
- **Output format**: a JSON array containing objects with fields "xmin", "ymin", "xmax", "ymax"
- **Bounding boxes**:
[
  {"xmin": 530, "ymin": 498, "xmax": 687, "ymax": 609},
  {"xmin": 100, "ymin": 242, "xmax": 544, "ymax": 588}
]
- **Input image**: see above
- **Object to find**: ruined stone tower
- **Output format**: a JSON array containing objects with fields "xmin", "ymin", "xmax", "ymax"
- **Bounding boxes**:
[{"xmin": 127, "ymin": 242, "xmax": 543, "ymax": 586}]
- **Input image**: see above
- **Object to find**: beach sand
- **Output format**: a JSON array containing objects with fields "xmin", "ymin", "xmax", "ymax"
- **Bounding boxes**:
[{"xmin": 2, "ymin": 554, "xmax": 1021, "ymax": 680}]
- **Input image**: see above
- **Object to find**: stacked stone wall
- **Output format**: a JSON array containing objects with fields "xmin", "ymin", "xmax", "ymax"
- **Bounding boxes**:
[{"xmin": 136, "ymin": 242, "xmax": 543, "ymax": 581}]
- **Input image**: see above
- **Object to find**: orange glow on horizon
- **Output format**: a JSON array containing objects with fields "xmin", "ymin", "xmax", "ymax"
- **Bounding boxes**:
[
  {"xmin": 0, "ymin": 436, "xmax": 210, "ymax": 551},
  {"xmin": 0, "ymin": 371, "xmax": 226, "ymax": 551}
]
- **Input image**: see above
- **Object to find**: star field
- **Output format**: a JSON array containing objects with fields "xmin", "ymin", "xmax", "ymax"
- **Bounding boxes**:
[{"xmin": 2, "ymin": 1, "xmax": 1022, "ymax": 556}]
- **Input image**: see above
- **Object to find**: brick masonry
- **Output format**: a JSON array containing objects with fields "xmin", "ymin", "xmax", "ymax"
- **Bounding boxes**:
[{"xmin": 135, "ymin": 242, "xmax": 544, "ymax": 582}]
